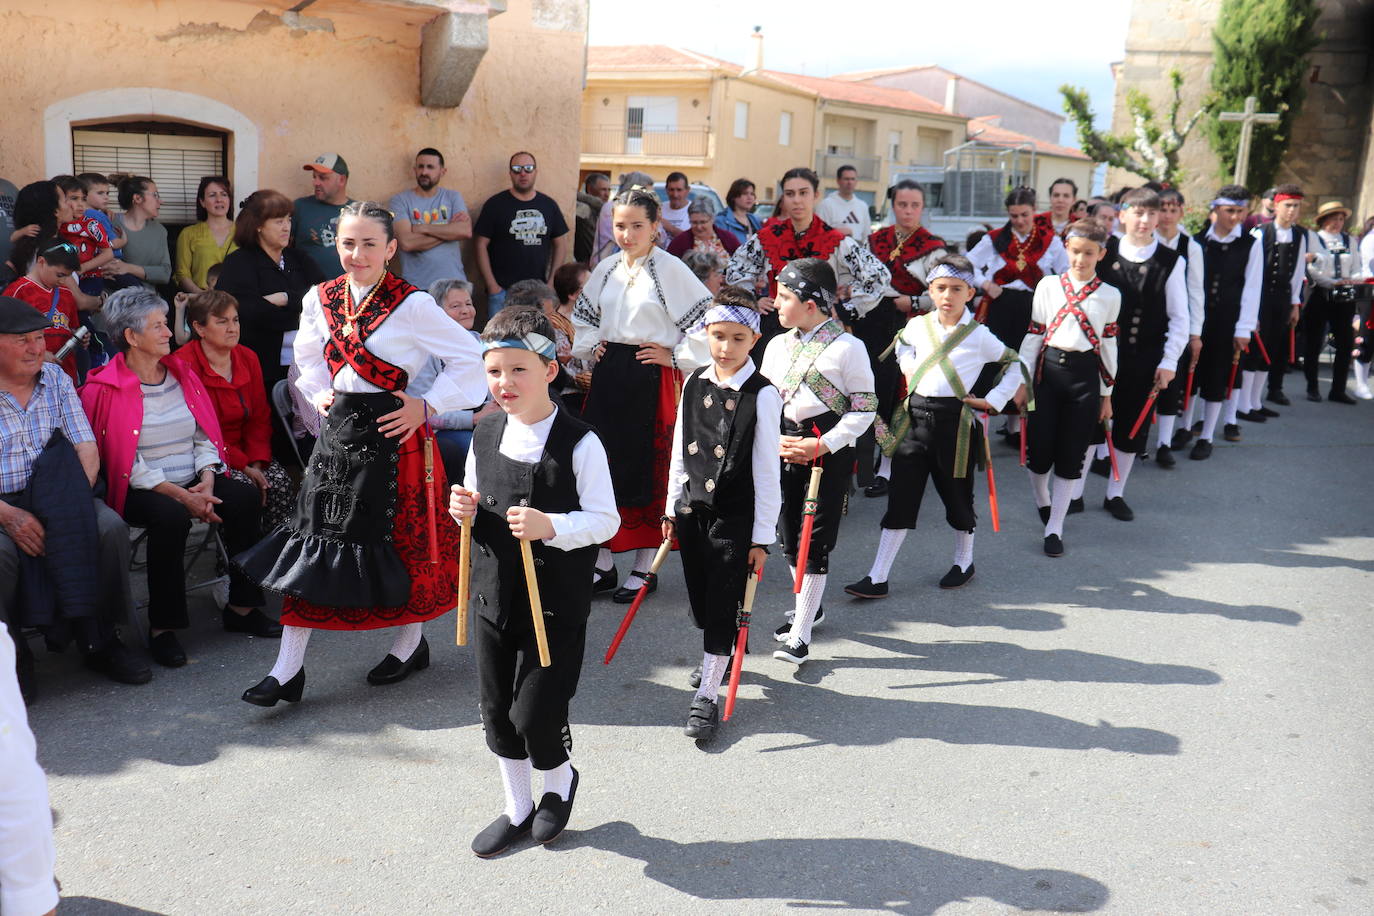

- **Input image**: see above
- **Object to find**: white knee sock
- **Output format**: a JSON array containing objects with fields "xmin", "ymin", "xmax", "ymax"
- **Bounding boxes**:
[
  {"xmin": 388, "ymin": 622, "xmax": 423, "ymax": 661},
  {"xmin": 877, "ymin": 454, "xmax": 892, "ymax": 479},
  {"xmin": 1183, "ymin": 392, "xmax": 1201, "ymax": 429},
  {"xmin": 1248, "ymin": 370, "xmax": 1267, "ymax": 408},
  {"xmin": 695, "ymin": 652, "xmax": 730, "ymax": 702},
  {"xmin": 1071, "ymin": 444, "xmax": 1095, "ymax": 500},
  {"xmin": 268, "ymin": 625, "xmax": 311, "ymax": 682},
  {"xmin": 1224, "ymin": 390, "xmax": 1240, "ymax": 426},
  {"xmin": 783, "ymin": 565, "xmax": 798, "ymax": 622},
  {"xmin": 1105, "ymin": 452, "xmax": 1134, "ymax": 500},
  {"xmin": 1028, "ymin": 469, "xmax": 1051, "ymax": 508},
  {"xmin": 787, "ymin": 574, "xmax": 826, "ymax": 643},
  {"xmin": 595, "ymin": 547, "xmax": 613, "ymax": 575},
  {"xmin": 867, "ymin": 528, "xmax": 907, "ymax": 584},
  {"xmin": 497, "ymin": 755, "xmax": 533, "ymax": 821},
  {"xmin": 952, "ymin": 530, "xmax": 974, "ymax": 571},
  {"xmin": 1156, "ymin": 414, "xmax": 1177, "ymax": 449},
  {"xmin": 1200, "ymin": 400, "xmax": 1223, "ymax": 441},
  {"xmin": 538, "ymin": 760, "xmax": 574, "ymax": 801},
  {"xmin": 1095, "ymin": 441, "xmax": 1110, "ymax": 460},
  {"xmin": 1045, "ymin": 475, "xmax": 1075, "ymax": 537},
  {"xmin": 621, "ymin": 548, "xmax": 657, "ymax": 590}
]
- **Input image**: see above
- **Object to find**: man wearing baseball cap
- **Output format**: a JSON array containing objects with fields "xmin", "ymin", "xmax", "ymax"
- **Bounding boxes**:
[{"xmin": 292, "ymin": 153, "xmax": 355, "ymax": 279}]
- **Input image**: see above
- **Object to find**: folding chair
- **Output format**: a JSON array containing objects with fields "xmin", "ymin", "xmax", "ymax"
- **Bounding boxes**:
[{"xmin": 271, "ymin": 378, "xmax": 308, "ymax": 468}]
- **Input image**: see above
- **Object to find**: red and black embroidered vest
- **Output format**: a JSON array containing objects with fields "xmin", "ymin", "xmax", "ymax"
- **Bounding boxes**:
[
  {"xmin": 757, "ymin": 216, "xmax": 846, "ymax": 298},
  {"xmin": 868, "ymin": 225, "xmax": 945, "ymax": 297},
  {"xmin": 320, "ymin": 272, "xmax": 417, "ymax": 391},
  {"xmin": 990, "ymin": 220, "xmax": 1055, "ymax": 288}
]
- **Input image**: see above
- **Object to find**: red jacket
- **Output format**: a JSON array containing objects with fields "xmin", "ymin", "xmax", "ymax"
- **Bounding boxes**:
[{"xmin": 167, "ymin": 340, "xmax": 272, "ymax": 470}]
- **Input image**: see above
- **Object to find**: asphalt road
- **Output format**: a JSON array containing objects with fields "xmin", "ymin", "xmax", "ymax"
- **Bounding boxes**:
[{"xmin": 25, "ymin": 366, "xmax": 1374, "ymax": 915}]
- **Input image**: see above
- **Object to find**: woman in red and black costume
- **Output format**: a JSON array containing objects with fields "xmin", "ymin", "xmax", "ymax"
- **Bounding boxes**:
[
  {"xmin": 236, "ymin": 201, "xmax": 486, "ymax": 706},
  {"xmin": 968, "ymin": 187, "xmax": 1069, "ymax": 439},
  {"xmin": 1034, "ymin": 177, "xmax": 1079, "ymax": 241}
]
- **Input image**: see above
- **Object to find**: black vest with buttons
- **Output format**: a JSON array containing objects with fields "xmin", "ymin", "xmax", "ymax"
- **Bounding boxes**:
[
  {"xmin": 1098, "ymin": 236, "xmax": 1179, "ymax": 367},
  {"xmin": 676, "ymin": 368, "xmax": 773, "ymax": 518},
  {"xmin": 1195, "ymin": 228, "xmax": 1256, "ymax": 335},
  {"xmin": 471, "ymin": 409, "xmax": 599, "ymax": 628},
  {"xmin": 1258, "ymin": 222, "xmax": 1299, "ymax": 309}
]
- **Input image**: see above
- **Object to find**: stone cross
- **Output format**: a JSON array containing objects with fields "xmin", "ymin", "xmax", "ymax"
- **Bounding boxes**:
[{"xmin": 1217, "ymin": 96, "xmax": 1281, "ymax": 187}]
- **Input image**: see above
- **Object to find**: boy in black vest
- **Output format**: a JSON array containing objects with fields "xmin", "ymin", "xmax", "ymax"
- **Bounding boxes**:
[
  {"xmin": 1239, "ymin": 184, "xmax": 1306, "ymax": 415},
  {"xmin": 449, "ymin": 306, "xmax": 619, "ymax": 858},
  {"xmin": 663, "ymin": 286, "xmax": 781, "ymax": 741},
  {"xmin": 1189, "ymin": 185, "xmax": 1263, "ymax": 460},
  {"xmin": 1151, "ymin": 188, "xmax": 1206, "ymax": 464},
  {"xmin": 1087, "ymin": 188, "xmax": 1187, "ymax": 519}
]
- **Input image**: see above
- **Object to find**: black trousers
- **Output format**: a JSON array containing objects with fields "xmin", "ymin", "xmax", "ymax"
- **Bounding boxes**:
[
  {"xmin": 1304, "ymin": 289, "xmax": 1357, "ymax": 394},
  {"xmin": 121, "ymin": 475, "xmax": 264, "ymax": 630},
  {"xmin": 850, "ymin": 298, "xmax": 904, "ymax": 486},
  {"xmin": 1156, "ymin": 349, "xmax": 1194, "ymax": 417},
  {"xmin": 475, "ymin": 611, "xmax": 586, "ymax": 770},
  {"xmin": 881, "ymin": 396, "xmax": 976, "ymax": 532},
  {"xmin": 780, "ymin": 435, "xmax": 854, "ymax": 575},
  {"xmin": 675, "ymin": 508, "xmax": 751, "ymax": 656},
  {"xmin": 1196, "ymin": 323, "xmax": 1242, "ymax": 403},
  {"xmin": 1027, "ymin": 349, "xmax": 1100, "ymax": 478},
  {"xmin": 1104, "ymin": 355, "xmax": 1159, "ymax": 455}
]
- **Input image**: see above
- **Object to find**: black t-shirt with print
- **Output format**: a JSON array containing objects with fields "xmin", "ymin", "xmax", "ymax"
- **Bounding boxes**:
[{"xmin": 473, "ymin": 189, "xmax": 568, "ymax": 289}]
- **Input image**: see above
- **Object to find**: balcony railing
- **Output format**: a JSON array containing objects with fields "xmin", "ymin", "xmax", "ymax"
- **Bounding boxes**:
[
  {"xmin": 582, "ymin": 126, "xmax": 710, "ymax": 159},
  {"xmin": 814, "ymin": 152, "xmax": 881, "ymax": 181}
]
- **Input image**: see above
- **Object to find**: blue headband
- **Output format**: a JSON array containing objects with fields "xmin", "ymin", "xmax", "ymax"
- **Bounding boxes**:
[
  {"xmin": 1211, "ymin": 197, "xmax": 1248, "ymax": 208},
  {"xmin": 926, "ymin": 263, "xmax": 976, "ymax": 287},
  {"xmin": 482, "ymin": 332, "xmax": 557, "ymax": 360},
  {"xmin": 697, "ymin": 303, "xmax": 760, "ymax": 333}
]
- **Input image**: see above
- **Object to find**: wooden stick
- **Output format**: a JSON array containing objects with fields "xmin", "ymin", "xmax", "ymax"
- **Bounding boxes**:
[
  {"xmin": 1226, "ymin": 350, "xmax": 1242, "ymax": 395},
  {"xmin": 722, "ymin": 565, "xmax": 762, "ymax": 722},
  {"xmin": 792, "ymin": 429, "xmax": 825, "ymax": 594},
  {"xmin": 455, "ymin": 515, "xmax": 472, "ymax": 646},
  {"xmin": 1018, "ymin": 409, "xmax": 1027, "ymax": 467},
  {"xmin": 423, "ymin": 434, "xmax": 440, "ymax": 565},
  {"xmin": 520, "ymin": 539, "xmax": 551, "ymax": 668},
  {"xmin": 980, "ymin": 414, "xmax": 1000, "ymax": 532},
  {"xmin": 1103, "ymin": 421, "xmax": 1121, "ymax": 482},
  {"xmin": 603, "ymin": 536, "xmax": 673, "ymax": 664}
]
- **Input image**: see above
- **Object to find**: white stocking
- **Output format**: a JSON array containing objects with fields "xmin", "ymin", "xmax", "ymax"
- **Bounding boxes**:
[
  {"xmin": 866, "ymin": 528, "xmax": 907, "ymax": 584},
  {"xmin": 621, "ymin": 548, "xmax": 657, "ymax": 590},
  {"xmin": 952, "ymin": 530, "xmax": 974, "ymax": 572},
  {"xmin": 1223, "ymin": 389, "xmax": 1240, "ymax": 426},
  {"xmin": 268, "ymin": 625, "xmax": 311, "ymax": 682},
  {"xmin": 787, "ymin": 574, "xmax": 826, "ymax": 643},
  {"xmin": 695, "ymin": 652, "xmax": 730, "ymax": 702},
  {"xmin": 1156, "ymin": 414, "xmax": 1177, "ymax": 449},
  {"xmin": 538, "ymin": 761, "xmax": 574, "ymax": 802},
  {"xmin": 1239, "ymin": 370, "xmax": 1259, "ymax": 412},
  {"xmin": 1028, "ymin": 469, "xmax": 1051, "ymax": 508},
  {"xmin": 1248, "ymin": 369, "xmax": 1267, "ymax": 408},
  {"xmin": 1105, "ymin": 452, "xmax": 1134, "ymax": 500},
  {"xmin": 1200, "ymin": 400, "xmax": 1223, "ymax": 441},
  {"xmin": 1071, "ymin": 444, "xmax": 1095, "ymax": 500},
  {"xmin": 1045, "ymin": 475, "xmax": 1076, "ymax": 537},
  {"xmin": 497, "ymin": 755, "xmax": 533, "ymax": 821},
  {"xmin": 877, "ymin": 454, "xmax": 892, "ymax": 479},
  {"xmin": 387, "ymin": 622, "xmax": 423, "ymax": 661}
]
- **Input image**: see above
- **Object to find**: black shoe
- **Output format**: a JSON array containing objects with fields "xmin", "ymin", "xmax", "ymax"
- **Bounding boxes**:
[
  {"xmin": 149, "ymin": 631, "xmax": 187, "ymax": 668},
  {"xmin": 844, "ymin": 576, "xmax": 888, "ymax": 599},
  {"xmin": 1171, "ymin": 428, "xmax": 1194, "ymax": 450},
  {"xmin": 242, "ymin": 668, "xmax": 306, "ymax": 707},
  {"xmin": 221, "ymin": 606, "xmax": 283, "ymax": 638},
  {"xmin": 1190, "ymin": 439, "xmax": 1213, "ymax": 460},
  {"xmin": 1038, "ymin": 505, "xmax": 1051, "ymax": 523},
  {"xmin": 592, "ymin": 565, "xmax": 617, "ymax": 595},
  {"xmin": 1330, "ymin": 391, "xmax": 1358, "ymax": 405},
  {"xmin": 1154, "ymin": 445, "xmax": 1176, "ymax": 469},
  {"xmin": 84, "ymin": 637, "xmax": 152, "ymax": 685},
  {"xmin": 773, "ymin": 637, "xmax": 809, "ymax": 665},
  {"xmin": 611, "ymin": 571, "xmax": 657, "ymax": 604},
  {"xmin": 684, "ymin": 696, "xmax": 720, "ymax": 741},
  {"xmin": 1190, "ymin": 420, "xmax": 1203, "ymax": 433},
  {"xmin": 1223, "ymin": 423, "xmax": 1242, "ymax": 442},
  {"xmin": 1238, "ymin": 410, "xmax": 1265, "ymax": 423},
  {"xmin": 1268, "ymin": 391, "xmax": 1290, "ymax": 406},
  {"xmin": 1103, "ymin": 496, "xmax": 1135, "ymax": 521},
  {"xmin": 863, "ymin": 476, "xmax": 889, "ymax": 498},
  {"xmin": 531, "ymin": 767, "xmax": 579, "ymax": 844},
  {"xmin": 1068, "ymin": 497, "xmax": 1085, "ymax": 515},
  {"xmin": 939, "ymin": 564, "xmax": 974, "ymax": 589},
  {"xmin": 366, "ymin": 637, "xmax": 430, "ymax": 685},
  {"xmin": 773, "ymin": 605, "xmax": 824, "ymax": 641},
  {"xmin": 1089, "ymin": 456, "xmax": 1111, "ymax": 478},
  {"xmin": 1043, "ymin": 534, "xmax": 1064, "ymax": 557},
  {"xmin": 472, "ymin": 810, "xmax": 534, "ymax": 858},
  {"xmin": 1307, "ymin": 388, "xmax": 1323, "ymax": 402},
  {"xmin": 1257, "ymin": 406, "xmax": 1280, "ymax": 418}
]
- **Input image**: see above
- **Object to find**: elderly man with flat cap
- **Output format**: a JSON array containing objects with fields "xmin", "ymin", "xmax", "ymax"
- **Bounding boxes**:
[{"xmin": 0, "ymin": 296, "xmax": 150, "ymax": 700}]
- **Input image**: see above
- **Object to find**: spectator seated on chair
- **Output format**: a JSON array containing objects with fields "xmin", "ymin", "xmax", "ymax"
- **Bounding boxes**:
[
  {"xmin": 79, "ymin": 287, "xmax": 281, "ymax": 670},
  {"xmin": 0, "ymin": 295, "xmax": 149, "ymax": 700},
  {"xmin": 168, "ymin": 290, "xmax": 297, "ymax": 532}
]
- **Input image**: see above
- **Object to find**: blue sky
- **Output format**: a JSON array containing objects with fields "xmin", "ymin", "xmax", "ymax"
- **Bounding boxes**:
[{"xmin": 587, "ymin": 0, "xmax": 1133, "ymax": 145}]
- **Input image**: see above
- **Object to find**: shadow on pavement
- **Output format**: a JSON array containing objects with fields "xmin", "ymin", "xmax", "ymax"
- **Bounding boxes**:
[{"xmin": 58, "ymin": 899, "xmax": 167, "ymax": 914}]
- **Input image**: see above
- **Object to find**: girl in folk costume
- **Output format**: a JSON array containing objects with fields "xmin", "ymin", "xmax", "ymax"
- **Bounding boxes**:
[
  {"xmin": 969, "ymin": 187, "xmax": 1069, "ymax": 442},
  {"xmin": 845, "ymin": 256, "xmax": 1026, "ymax": 599},
  {"xmin": 663, "ymin": 286, "xmax": 782, "ymax": 741},
  {"xmin": 572, "ymin": 187, "xmax": 713, "ymax": 600},
  {"xmin": 1240, "ymin": 184, "xmax": 1306, "ymax": 414},
  {"xmin": 1081, "ymin": 189, "xmax": 1188, "ymax": 521},
  {"xmin": 760, "ymin": 258, "xmax": 877, "ymax": 667},
  {"xmin": 237, "ymin": 201, "xmax": 487, "ymax": 705},
  {"xmin": 1303, "ymin": 201, "xmax": 1364, "ymax": 403},
  {"xmin": 1150, "ymin": 188, "xmax": 1207, "ymax": 466},
  {"xmin": 1036, "ymin": 178, "xmax": 1079, "ymax": 240},
  {"xmin": 1017, "ymin": 220, "xmax": 1120, "ymax": 557},
  {"xmin": 862, "ymin": 179, "xmax": 948, "ymax": 495},
  {"xmin": 725, "ymin": 167, "xmax": 889, "ymax": 361}
]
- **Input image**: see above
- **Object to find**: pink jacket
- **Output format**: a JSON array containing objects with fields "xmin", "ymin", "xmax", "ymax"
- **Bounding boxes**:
[{"xmin": 80, "ymin": 352, "xmax": 229, "ymax": 516}]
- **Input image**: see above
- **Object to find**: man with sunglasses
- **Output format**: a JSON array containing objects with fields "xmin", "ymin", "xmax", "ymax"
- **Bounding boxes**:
[{"xmin": 473, "ymin": 152, "xmax": 569, "ymax": 315}]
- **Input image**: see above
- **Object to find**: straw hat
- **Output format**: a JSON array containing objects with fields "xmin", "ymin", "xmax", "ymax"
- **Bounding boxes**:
[{"xmin": 1315, "ymin": 200, "xmax": 1351, "ymax": 225}]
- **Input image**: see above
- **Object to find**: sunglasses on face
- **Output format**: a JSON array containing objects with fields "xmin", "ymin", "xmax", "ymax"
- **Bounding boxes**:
[{"xmin": 510, "ymin": 165, "xmax": 535, "ymax": 174}]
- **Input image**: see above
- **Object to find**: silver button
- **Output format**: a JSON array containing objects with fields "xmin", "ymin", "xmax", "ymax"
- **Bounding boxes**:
[
  {"xmin": 704, "ymin": 478, "xmax": 715, "ymax": 492},
  {"xmin": 687, "ymin": 441, "xmax": 699, "ymax": 455},
  {"xmin": 703, "ymin": 395, "xmax": 713, "ymax": 408},
  {"xmin": 725, "ymin": 399, "xmax": 736, "ymax": 411},
  {"xmin": 713, "ymin": 445, "xmax": 725, "ymax": 459}
]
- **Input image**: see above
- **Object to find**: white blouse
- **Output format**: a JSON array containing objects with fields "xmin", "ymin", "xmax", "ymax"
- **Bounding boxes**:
[
  {"xmin": 759, "ymin": 323, "xmax": 876, "ymax": 454},
  {"xmin": 571, "ymin": 249, "xmax": 712, "ymax": 369},
  {"xmin": 895, "ymin": 310, "xmax": 1025, "ymax": 411},
  {"xmin": 968, "ymin": 230, "xmax": 1070, "ymax": 292},
  {"xmin": 1018, "ymin": 274, "xmax": 1122, "ymax": 396},
  {"xmin": 1156, "ymin": 230, "xmax": 1207, "ymax": 337},
  {"xmin": 293, "ymin": 280, "xmax": 487, "ymax": 414}
]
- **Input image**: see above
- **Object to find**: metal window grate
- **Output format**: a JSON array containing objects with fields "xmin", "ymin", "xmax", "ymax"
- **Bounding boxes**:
[{"xmin": 72, "ymin": 128, "xmax": 225, "ymax": 225}]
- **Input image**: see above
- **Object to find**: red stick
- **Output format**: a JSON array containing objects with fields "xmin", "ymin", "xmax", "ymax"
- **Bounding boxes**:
[
  {"xmin": 1018, "ymin": 410, "xmax": 1027, "ymax": 467},
  {"xmin": 603, "ymin": 538, "xmax": 673, "ymax": 664},
  {"xmin": 1289, "ymin": 325, "xmax": 1296, "ymax": 363},
  {"xmin": 1183, "ymin": 366, "xmax": 1196, "ymax": 413},
  {"xmin": 792, "ymin": 426, "xmax": 824, "ymax": 594},
  {"xmin": 1103, "ymin": 421, "xmax": 1121, "ymax": 482},
  {"xmin": 980, "ymin": 415, "xmax": 1000, "ymax": 532},
  {"xmin": 1128, "ymin": 392, "xmax": 1158, "ymax": 440},
  {"xmin": 722, "ymin": 566, "xmax": 762, "ymax": 722},
  {"xmin": 1251, "ymin": 331, "xmax": 1272, "ymax": 366}
]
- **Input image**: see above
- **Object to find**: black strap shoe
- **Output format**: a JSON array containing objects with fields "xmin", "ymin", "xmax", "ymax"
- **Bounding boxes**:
[
  {"xmin": 684, "ymin": 696, "xmax": 720, "ymax": 741},
  {"xmin": 472, "ymin": 810, "xmax": 535, "ymax": 858},
  {"xmin": 592, "ymin": 565, "xmax": 618, "ymax": 595},
  {"xmin": 242, "ymin": 668, "xmax": 306, "ymax": 707},
  {"xmin": 938, "ymin": 564, "xmax": 974, "ymax": 589},
  {"xmin": 367, "ymin": 637, "xmax": 430, "ymax": 685},
  {"xmin": 611, "ymin": 571, "xmax": 657, "ymax": 604},
  {"xmin": 531, "ymin": 767, "xmax": 579, "ymax": 844},
  {"xmin": 1103, "ymin": 496, "xmax": 1135, "ymax": 521}
]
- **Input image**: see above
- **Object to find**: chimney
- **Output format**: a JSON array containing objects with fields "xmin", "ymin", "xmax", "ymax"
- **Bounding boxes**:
[
  {"xmin": 752, "ymin": 26, "xmax": 764, "ymax": 73},
  {"xmin": 944, "ymin": 75, "xmax": 960, "ymax": 113}
]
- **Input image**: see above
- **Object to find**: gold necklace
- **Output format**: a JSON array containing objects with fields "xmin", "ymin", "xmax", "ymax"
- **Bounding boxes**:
[
  {"xmin": 339, "ymin": 276, "xmax": 384, "ymax": 337},
  {"xmin": 623, "ymin": 251, "xmax": 650, "ymax": 288}
]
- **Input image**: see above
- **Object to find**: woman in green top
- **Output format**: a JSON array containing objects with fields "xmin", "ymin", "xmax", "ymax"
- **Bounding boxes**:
[
  {"xmin": 106, "ymin": 176, "xmax": 171, "ymax": 292},
  {"xmin": 175, "ymin": 176, "xmax": 237, "ymax": 293}
]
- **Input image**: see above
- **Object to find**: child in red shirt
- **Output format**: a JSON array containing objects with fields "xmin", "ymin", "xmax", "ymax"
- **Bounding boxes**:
[
  {"xmin": 54, "ymin": 175, "xmax": 113, "ymax": 294},
  {"xmin": 2, "ymin": 239, "xmax": 84, "ymax": 382}
]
